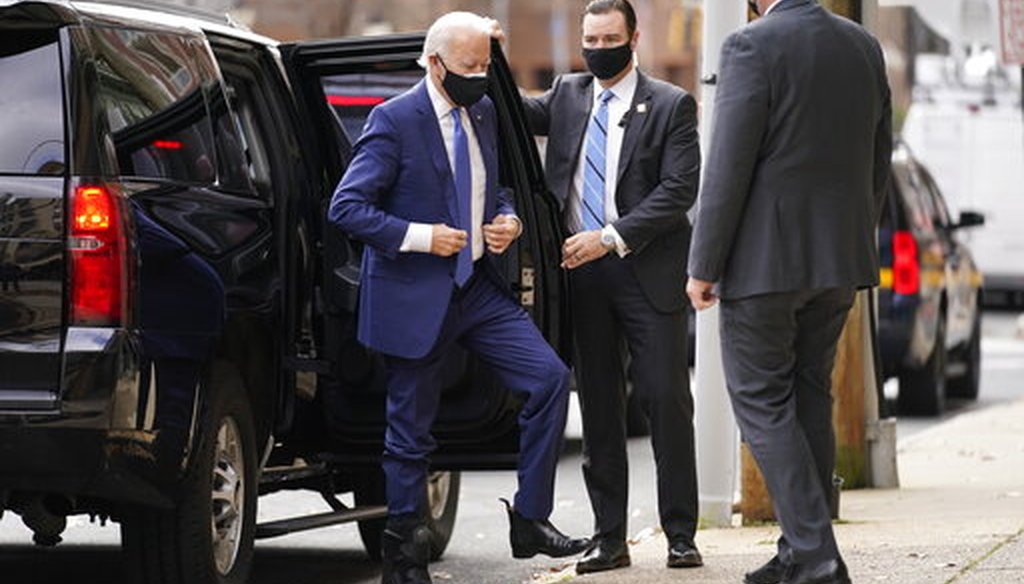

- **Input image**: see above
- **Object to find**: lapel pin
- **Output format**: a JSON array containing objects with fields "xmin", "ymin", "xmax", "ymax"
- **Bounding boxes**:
[{"xmin": 636, "ymin": 103, "xmax": 648, "ymax": 114}]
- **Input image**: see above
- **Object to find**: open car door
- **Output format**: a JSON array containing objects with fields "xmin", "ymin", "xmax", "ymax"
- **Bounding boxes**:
[{"xmin": 280, "ymin": 34, "xmax": 569, "ymax": 469}]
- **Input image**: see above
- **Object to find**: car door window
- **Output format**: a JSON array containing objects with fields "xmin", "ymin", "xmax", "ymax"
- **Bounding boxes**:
[
  {"xmin": 922, "ymin": 171, "xmax": 952, "ymax": 229},
  {"xmin": 322, "ymin": 71, "xmax": 422, "ymax": 142},
  {"xmin": 207, "ymin": 53, "xmax": 277, "ymax": 201},
  {"xmin": 895, "ymin": 165, "xmax": 933, "ymax": 235},
  {"xmin": 88, "ymin": 28, "xmax": 217, "ymax": 184},
  {"xmin": 189, "ymin": 38, "xmax": 255, "ymax": 195},
  {"xmin": 0, "ymin": 30, "xmax": 65, "ymax": 175}
]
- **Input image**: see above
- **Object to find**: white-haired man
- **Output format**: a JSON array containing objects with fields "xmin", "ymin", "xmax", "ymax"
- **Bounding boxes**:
[{"xmin": 328, "ymin": 11, "xmax": 589, "ymax": 584}]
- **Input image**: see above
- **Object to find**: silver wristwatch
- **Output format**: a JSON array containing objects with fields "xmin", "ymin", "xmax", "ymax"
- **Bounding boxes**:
[{"xmin": 600, "ymin": 229, "xmax": 617, "ymax": 251}]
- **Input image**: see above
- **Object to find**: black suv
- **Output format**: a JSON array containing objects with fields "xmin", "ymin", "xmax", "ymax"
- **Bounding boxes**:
[
  {"xmin": 877, "ymin": 142, "xmax": 985, "ymax": 416},
  {"xmin": 0, "ymin": 2, "xmax": 568, "ymax": 582}
]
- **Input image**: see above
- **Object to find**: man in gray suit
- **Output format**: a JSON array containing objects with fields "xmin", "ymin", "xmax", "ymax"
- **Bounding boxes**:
[
  {"xmin": 508, "ymin": 0, "xmax": 702, "ymax": 575},
  {"xmin": 687, "ymin": 1, "xmax": 891, "ymax": 583}
]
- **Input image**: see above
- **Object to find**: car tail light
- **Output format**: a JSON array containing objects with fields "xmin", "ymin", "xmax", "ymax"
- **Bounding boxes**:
[
  {"xmin": 892, "ymin": 230, "xmax": 920, "ymax": 296},
  {"xmin": 68, "ymin": 184, "xmax": 128, "ymax": 326}
]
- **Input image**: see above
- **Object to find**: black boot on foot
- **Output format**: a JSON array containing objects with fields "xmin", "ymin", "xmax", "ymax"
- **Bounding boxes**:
[
  {"xmin": 745, "ymin": 555, "xmax": 788, "ymax": 584},
  {"xmin": 501, "ymin": 498, "xmax": 590, "ymax": 559},
  {"xmin": 381, "ymin": 516, "xmax": 432, "ymax": 584}
]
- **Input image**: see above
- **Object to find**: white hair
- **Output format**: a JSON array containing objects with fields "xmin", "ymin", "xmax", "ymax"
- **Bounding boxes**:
[{"xmin": 417, "ymin": 11, "xmax": 492, "ymax": 68}]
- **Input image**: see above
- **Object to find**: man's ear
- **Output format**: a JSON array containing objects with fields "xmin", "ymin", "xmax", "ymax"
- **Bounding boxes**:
[
  {"xmin": 428, "ymin": 54, "xmax": 443, "ymax": 80},
  {"xmin": 630, "ymin": 30, "xmax": 640, "ymax": 51}
]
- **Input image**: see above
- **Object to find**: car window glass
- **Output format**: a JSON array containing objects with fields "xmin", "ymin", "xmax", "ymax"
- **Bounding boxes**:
[
  {"xmin": 895, "ymin": 166, "xmax": 934, "ymax": 234},
  {"xmin": 89, "ymin": 28, "xmax": 216, "ymax": 184},
  {"xmin": 321, "ymin": 70, "xmax": 422, "ymax": 141},
  {"xmin": 189, "ymin": 38, "xmax": 254, "ymax": 194},
  {"xmin": 216, "ymin": 69, "xmax": 273, "ymax": 199},
  {"xmin": 0, "ymin": 30, "xmax": 65, "ymax": 175},
  {"xmin": 921, "ymin": 171, "xmax": 952, "ymax": 227},
  {"xmin": 910, "ymin": 167, "xmax": 939, "ymax": 217}
]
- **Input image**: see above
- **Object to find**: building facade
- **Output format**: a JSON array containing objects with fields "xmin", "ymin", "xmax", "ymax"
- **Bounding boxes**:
[{"xmin": 236, "ymin": 0, "xmax": 700, "ymax": 93}]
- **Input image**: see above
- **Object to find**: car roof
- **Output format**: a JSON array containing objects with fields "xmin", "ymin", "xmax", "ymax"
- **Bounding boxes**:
[{"xmin": 1, "ymin": 0, "xmax": 277, "ymax": 47}]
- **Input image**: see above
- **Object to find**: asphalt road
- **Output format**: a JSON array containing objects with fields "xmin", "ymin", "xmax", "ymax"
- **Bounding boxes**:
[{"xmin": 1, "ymin": 311, "xmax": 1021, "ymax": 584}]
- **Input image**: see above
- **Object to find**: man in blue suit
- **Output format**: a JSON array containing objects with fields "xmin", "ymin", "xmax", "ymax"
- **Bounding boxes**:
[{"xmin": 329, "ymin": 12, "xmax": 588, "ymax": 584}]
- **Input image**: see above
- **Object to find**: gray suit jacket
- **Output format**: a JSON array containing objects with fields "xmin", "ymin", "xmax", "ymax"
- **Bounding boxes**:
[
  {"xmin": 688, "ymin": 0, "xmax": 892, "ymax": 300},
  {"xmin": 523, "ymin": 71, "xmax": 700, "ymax": 313}
]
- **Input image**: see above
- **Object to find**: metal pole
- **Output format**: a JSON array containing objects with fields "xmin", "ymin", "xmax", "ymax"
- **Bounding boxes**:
[
  {"xmin": 694, "ymin": 0, "xmax": 747, "ymax": 529},
  {"xmin": 861, "ymin": 0, "xmax": 878, "ymax": 31},
  {"xmin": 856, "ymin": 0, "xmax": 900, "ymax": 489}
]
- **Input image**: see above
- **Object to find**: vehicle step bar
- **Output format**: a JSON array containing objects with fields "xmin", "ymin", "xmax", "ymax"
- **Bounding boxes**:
[
  {"xmin": 255, "ymin": 505, "xmax": 388, "ymax": 539},
  {"xmin": 259, "ymin": 461, "xmax": 328, "ymax": 485},
  {"xmin": 0, "ymin": 390, "xmax": 59, "ymax": 413}
]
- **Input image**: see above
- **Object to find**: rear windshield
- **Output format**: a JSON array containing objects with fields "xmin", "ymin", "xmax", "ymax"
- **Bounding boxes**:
[{"xmin": 0, "ymin": 30, "xmax": 65, "ymax": 175}]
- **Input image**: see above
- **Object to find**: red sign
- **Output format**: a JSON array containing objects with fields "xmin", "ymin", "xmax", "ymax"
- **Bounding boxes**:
[{"xmin": 1000, "ymin": 0, "xmax": 1024, "ymax": 65}]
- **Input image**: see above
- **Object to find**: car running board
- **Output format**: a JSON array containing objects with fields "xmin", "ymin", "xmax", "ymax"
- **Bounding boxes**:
[{"xmin": 255, "ymin": 504, "xmax": 388, "ymax": 539}]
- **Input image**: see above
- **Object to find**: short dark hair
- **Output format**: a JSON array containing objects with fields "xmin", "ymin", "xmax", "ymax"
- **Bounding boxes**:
[{"xmin": 583, "ymin": 0, "xmax": 637, "ymax": 38}]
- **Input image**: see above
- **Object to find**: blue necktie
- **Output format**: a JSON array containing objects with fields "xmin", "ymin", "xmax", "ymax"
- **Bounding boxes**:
[
  {"xmin": 452, "ymin": 108, "xmax": 473, "ymax": 287},
  {"xmin": 582, "ymin": 90, "xmax": 613, "ymax": 232}
]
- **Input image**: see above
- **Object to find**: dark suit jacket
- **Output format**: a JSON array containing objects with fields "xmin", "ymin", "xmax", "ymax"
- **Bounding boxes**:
[
  {"xmin": 328, "ymin": 80, "xmax": 514, "ymax": 359},
  {"xmin": 523, "ymin": 71, "xmax": 700, "ymax": 313},
  {"xmin": 688, "ymin": 0, "xmax": 893, "ymax": 300}
]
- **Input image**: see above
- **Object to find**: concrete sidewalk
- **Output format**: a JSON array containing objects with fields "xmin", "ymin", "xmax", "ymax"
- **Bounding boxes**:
[{"xmin": 527, "ymin": 397, "xmax": 1024, "ymax": 584}]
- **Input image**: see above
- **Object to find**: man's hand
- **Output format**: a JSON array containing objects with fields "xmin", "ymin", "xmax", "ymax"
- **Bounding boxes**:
[
  {"xmin": 485, "ymin": 18, "xmax": 506, "ymax": 43},
  {"xmin": 686, "ymin": 277, "xmax": 719, "ymax": 311},
  {"xmin": 482, "ymin": 214, "xmax": 520, "ymax": 255},
  {"xmin": 430, "ymin": 224, "xmax": 468, "ymax": 257},
  {"xmin": 561, "ymin": 230, "xmax": 609, "ymax": 270}
]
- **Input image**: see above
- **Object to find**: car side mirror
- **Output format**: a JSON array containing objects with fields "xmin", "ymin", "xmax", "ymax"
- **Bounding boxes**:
[{"xmin": 952, "ymin": 210, "xmax": 985, "ymax": 230}]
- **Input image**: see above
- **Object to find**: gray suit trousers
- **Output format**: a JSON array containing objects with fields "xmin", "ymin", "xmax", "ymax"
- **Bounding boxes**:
[{"xmin": 720, "ymin": 288, "xmax": 855, "ymax": 564}]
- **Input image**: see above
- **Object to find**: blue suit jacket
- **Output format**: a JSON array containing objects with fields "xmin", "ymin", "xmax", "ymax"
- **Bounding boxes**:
[{"xmin": 328, "ymin": 80, "xmax": 515, "ymax": 359}]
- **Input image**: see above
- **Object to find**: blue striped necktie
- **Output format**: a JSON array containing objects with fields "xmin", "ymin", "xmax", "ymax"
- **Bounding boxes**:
[
  {"xmin": 452, "ymin": 108, "xmax": 473, "ymax": 287},
  {"xmin": 582, "ymin": 90, "xmax": 614, "ymax": 232}
]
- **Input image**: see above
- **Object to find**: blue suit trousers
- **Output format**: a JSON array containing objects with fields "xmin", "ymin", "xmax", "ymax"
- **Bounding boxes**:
[{"xmin": 381, "ymin": 271, "xmax": 570, "ymax": 521}]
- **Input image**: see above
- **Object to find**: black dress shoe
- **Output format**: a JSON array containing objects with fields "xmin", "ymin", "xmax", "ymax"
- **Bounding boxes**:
[
  {"xmin": 381, "ymin": 517, "xmax": 432, "ymax": 584},
  {"xmin": 666, "ymin": 539, "xmax": 703, "ymax": 568},
  {"xmin": 501, "ymin": 498, "xmax": 590, "ymax": 559},
  {"xmin": 576, "ymin": 538, "xmax": 631, "ymax": 574},
  {"xmin": 780, "ymin": 558, "xmax": 851, "ymax": 584},
  {"xmin": 745, "ymin": 555, "xmax": 787, "ymax": 584}
]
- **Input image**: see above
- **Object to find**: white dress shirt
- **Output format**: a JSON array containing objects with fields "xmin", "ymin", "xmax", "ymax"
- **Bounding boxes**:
[
  {"xmin": 569, "ymin": 66, "xmax": 638, "ymax": 256},
  {"xmin": 400, "ymin": 77, "xmax": 486, "ymax": 261}
]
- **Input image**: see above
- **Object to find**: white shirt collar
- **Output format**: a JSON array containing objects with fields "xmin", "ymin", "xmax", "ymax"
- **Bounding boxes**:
[
  {"xmin": 764, "ymin": 0, "xmax": 786, "ymax": 15},
  {"xmin": 593, "ymin": 66, "xmax": 639, "ymax": 106},
  {"xmin": 425, "ymin": 74, "xmax": 458, "ymax": 120}
]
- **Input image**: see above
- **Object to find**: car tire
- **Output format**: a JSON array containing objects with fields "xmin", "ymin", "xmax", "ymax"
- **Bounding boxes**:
[
  {"xmin": 121, "ymin": 362, "xmax": 257, "ymax": 584},
  {"xmin": 356, "ymin": 470, "xmax": 460, "ymax": 562},
  {"xmin": 947, "ymin": 309, "xmax": 982, "ymax": 400},
  {"xmin": 898, "ymin": 311, "xmax": 948, "ymax": 416}
]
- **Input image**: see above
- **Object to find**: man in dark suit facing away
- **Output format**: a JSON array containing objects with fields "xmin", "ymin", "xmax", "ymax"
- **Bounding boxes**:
[
  {"xmin": 329, "ymin": 12, "xmax": 588, "ymax": 584},
  {"xmin": 687, "ymin": 1, "xmax": 892, "ymax": 583},
  {"xmin": 514, "ymin": 0, "xmax": 703, "ymax": 574}
]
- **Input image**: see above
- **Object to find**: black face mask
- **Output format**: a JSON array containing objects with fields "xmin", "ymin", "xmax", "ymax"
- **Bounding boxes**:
[
  {"xmin": 748, "ymin": 1, "xmax": 761, "ymax": 16},
  {"xmin": 437, "ymin": 56, "xmax": 488, "ymax": 107},
  {"xmin": 582, "ymin": 43, "xmax": 633, "ymax": 81}
]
